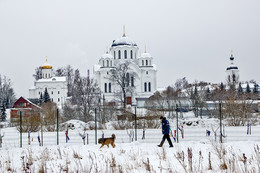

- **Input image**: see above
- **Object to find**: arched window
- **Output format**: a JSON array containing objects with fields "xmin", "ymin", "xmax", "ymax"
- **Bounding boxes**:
[
  {"xmin": 48, "ymin": 74, "xmax": 50, "ymax": 78},
  {"xmin": 146, "ymin": 60, "xmax": 148, "ymax": 66},
  {"xmin": 118, "ymin": 50, "xmax": 121, "ymax": 59},
  {"xmin": 45, "ymin": 74, "xmax": 47, "ymax": 78},
  {"xmin": 142, "ymin": 60, "xmax": 144, "ymax": 66},
  {"xmin": 149, "ymin": 60, "xmax": 151, "ymax": 65},
  {"xmin": 110, "ymin": 61, "xmax": 112, "ymax": 67},
  {"xmin": 104, "ymin": 83, "xmax": 107, "ymax": 93},
  {"xmin": 144, "ymin": 82, "xmax": 147, "ymax": 92},
  {"xmin": 58, "ymin": 98, "xmax": 60, "ymax": 102},
  {"xmin": 148, "ymin": 82, "xmax": 151, "ymax": 92},
  {"xmin": 131, "ymin": 76, "xmax": 134, "ymax": 87},
  {"xmin": 109, "ymin": 83, "xmax": 111, "ymax": 93},
  {"xmin": 114, "ymin": 51, "xmax": 116, "ymax": 59},
  {"xmin": 103, "ymin": 60, "xmax": 105, "ymax": 67},
  {"xmin": 124, "ymin": 50, "xmax": 127, "ymax": 59},
  {"xmin": 107, "ymin": 60, "xmax": 109, "ymax": 67},
  {"xmin": 130, "ymin": 50, "xmax": 133, "ymax": 59},
  {"xmin": 126, "ymin": 73, "xmax": 130, "ymax": 87}
]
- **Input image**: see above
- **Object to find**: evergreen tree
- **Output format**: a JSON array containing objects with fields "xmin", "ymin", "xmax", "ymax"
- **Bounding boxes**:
[
  {"xmin": 253, "ymin": 83, "xmax": 259, "ymax": 94},
  {"xmin": 220, "ymin": 82, "xmax": 224, "ymax": 90},
  {"xmin": 43, "ymin": 88, "xmax": 50, "ymax": 102},
  {"xmin": 206, "ymin": 87, "xmax": 211, "ymax": 100},
  {"xmin": 1, "ymin": 103, "xmax": 6, "ymax": 122},
  {"xmin": 246, "ymin": 83, "xmax": 251, "ymax": 93},
  {"xmin": 238, "ymin": 82, "xmax": 243, "ymax": 95},
  {"xmin": 39, "ymin": 92, "xmax": 43, "ymax": 105}
]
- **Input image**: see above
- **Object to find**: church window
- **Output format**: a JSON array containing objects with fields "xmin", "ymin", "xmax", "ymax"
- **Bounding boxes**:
[
  {"xmin": 146, "ymin": 60, "xmax": 148, "ymax": 66},
  {"xmin": 107, "ymin": 60, "xmax": 109, "ymax": 67},
  {"xmin": 45, "ymin": 74, "xmax": 47, "ymax": 78},
  {"xmin": 149, "ymin": 60, "xmax": 151, "ymax": 65},
  {"xmin": 52, "ymin": 98, "xmax": 53, "ymax": 102},
  {"xmin": 118, "ymin": 50, "xmax": 121, "ymax": 59},
  {"xmin": 104, "ymin": 83, "xmax": 107, "ymax": 93},
  {"xmin": 232, "ymin": 74, "xmax": 236, "ymax": 82},
  {"xmin": 228, "ymin": 75, "xmax": 231, "ymax": 82},
  {"xmin": 109, "ymin": 83, "xmax": 111, "ymax": 93},
  {"xmin": 114, "ymin": 51, "xmax": 116, "ymax": 59},
  {"xmin": 148, "ymin": 82, "xmax": 151, "ymax": 92},
  {"xmin": 142, "ymin": 60, "xmax": 144, "ymax": 66},
  {"xmin": 103, "ymin": 60, "xmax": 105, "ymax": 67},
  {"xmin": 58, "ymin": 98, "xmax": 60, "ymax": 102},
  {"xmin": 110, "ymin": 61, "xmax": 112, "ymax": 67},
  {"xmin": 131, "ymin": 76, "xmax": 134, "ymax": 87},
  {"xmin": 126, "ymin": 73, "xmax": 130, "ymax": 87},
  {"xmin": 51, "ymin": 91, "xmax": 53, "ymax": 94},
  {"xmin": 146, "ymin": 71, "xmax": 148, "ymax": 75},
  {"xmin": 58, "ymin": 91, "xmax": 60, "ymax": 94},
  {"xmin": 144, "ymin": 82, "xmax": 147, "ymax": 92},
  {"xmin": 39, "ymin": 92, "xmax": 40, "ymax": 95},
  {"xmin": 124, "ymin": 50, "xmax": 127, "ymax": 59},
  {"xmin": 48, "ymin": 74, "xmax": 50, "ymax": 78},
  {"xmin": 130, "ymin": 50, "xmax": 133, "ymax": 59}
]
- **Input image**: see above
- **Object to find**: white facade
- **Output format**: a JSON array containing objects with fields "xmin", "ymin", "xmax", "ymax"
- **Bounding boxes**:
[
  {"xmin": 29, "ymin": 61, "xmax": 68, "ymax": 107},
  {"xmin": 226, "ymin": 53, "xmax": 239, "ymax": 85},
  {"xmin": 94, "ymin": 32, "xmax": 157, "ymax": 105}
]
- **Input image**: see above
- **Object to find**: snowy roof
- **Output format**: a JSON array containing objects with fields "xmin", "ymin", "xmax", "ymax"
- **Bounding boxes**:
[
  {"xmin": 37, "ymin": 76, "xmax": 66, "ymax": 83},
  {"xmin": 111, "ymin": 35, "xmax": 137, "ymax": 47},
  {"xmin": 101, "ymin": 53, "xmax": 113, "ymax": 59},
  {"xmin": 140, "ymin": 52, "xmax": 152, "ymax": 58}
]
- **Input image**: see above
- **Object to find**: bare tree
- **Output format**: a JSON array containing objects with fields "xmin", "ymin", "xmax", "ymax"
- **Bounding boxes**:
[
  {"xmin": 32, "ymin": 67, "xmax": 42, "ymax": 81},
  {"xmin": 107, "ymin": 61, "xmax": 136, "ymax": 108},
  {"xmin": 0, "ymin": 75, "xmax": 16, "ymax": 108}
]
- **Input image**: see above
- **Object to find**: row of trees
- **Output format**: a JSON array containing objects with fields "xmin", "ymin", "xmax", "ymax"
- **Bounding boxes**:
[{"xmin": 145, "ymin": 77, "xmax": 259, "ymax": 126}]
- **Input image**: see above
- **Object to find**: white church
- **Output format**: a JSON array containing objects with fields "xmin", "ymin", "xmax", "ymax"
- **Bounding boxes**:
[
  {"xmin": 94, "ymin": 29, "xmax": 157, "ymax": 106},
  {"xmin": 29, "ymin": 60, "xmax": 68, "ymax": 107}
]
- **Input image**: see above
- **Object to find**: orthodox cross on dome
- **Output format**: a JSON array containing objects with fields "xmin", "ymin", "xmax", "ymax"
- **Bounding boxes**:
[
  {"xmin": 123, "ymin": 25, "xmax": 126, "ymax": 37},
  {"xmin": 144, "ymin": 45, "xmax": 147, "ymax": 53}
]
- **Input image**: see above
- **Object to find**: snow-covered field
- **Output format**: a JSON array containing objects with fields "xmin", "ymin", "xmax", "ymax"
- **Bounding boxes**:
[{"xmin": 0, "ymin": 119, "xmax": 260, "ymax": 172}]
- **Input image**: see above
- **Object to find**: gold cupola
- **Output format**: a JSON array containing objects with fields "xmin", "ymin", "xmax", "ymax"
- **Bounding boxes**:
[{"xmin": 41, "ymin": 57, "xmax": 53, "ymax": 69}]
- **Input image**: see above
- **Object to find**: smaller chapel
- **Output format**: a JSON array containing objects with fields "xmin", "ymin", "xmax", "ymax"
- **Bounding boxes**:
[{"xmin": 29, "ymin": 59, "xmax": 68, "ymax": 107}]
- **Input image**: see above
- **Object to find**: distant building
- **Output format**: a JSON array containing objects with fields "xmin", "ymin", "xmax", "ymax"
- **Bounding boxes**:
[
  {"xmin": 29, "ymin": 59, "xmax": 68, "ymax": 107},
  {"xmin": 226, "ymin": 51, "xmax": 239, "ymax": 85},
  {"xmin": 10, "ymin": 96, "xmax": 41, "ymax": 122},
  {"xmin": 94, "ymin": 29, "xmax": 157, "ymax": 106}
]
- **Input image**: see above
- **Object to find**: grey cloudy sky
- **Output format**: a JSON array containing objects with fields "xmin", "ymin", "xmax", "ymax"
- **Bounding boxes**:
[{"xmin": 0, "ymin": 0, "xmax": 259, "ymax": 97}]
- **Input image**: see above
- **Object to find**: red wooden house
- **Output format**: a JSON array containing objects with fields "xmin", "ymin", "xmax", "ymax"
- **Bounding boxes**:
[{"xmin": 10, "ymin": 97, "xmax": 41, "ymax": 122}]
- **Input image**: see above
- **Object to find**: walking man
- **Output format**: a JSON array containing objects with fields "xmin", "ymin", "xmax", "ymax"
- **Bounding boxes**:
[{"xmin": 158, "ymin": 116, "xmax": 173, "ymax": 147}]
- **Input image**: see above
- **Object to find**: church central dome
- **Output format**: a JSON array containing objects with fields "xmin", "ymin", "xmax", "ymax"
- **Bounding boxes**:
[{"xmin": 111, "ymin": 35, "xmax": 137, "ymax": 47}]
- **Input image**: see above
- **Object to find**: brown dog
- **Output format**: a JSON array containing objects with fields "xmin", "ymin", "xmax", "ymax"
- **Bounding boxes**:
[{"xmin": 98, "ymin": 134, "xmax": 116, "ymax": 148}]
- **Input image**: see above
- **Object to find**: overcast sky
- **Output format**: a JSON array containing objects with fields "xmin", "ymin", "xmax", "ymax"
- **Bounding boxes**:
[{"xmin": 0, "ymin": 0, "xmax": 260, "ymax": 97}]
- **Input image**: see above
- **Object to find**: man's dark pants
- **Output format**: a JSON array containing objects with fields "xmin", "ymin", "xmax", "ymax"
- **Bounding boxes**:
[{"xmin": 159, "ymin": 134, "xmax": 173, "ymax": 147}]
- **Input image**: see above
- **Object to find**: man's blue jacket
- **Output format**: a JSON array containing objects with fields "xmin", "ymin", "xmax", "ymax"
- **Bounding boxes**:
[{"xmin": 162, "ymin": 118, "xmax": 170, "ymax": 134}]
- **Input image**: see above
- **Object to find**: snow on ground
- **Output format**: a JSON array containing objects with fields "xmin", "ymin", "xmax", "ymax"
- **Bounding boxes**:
[{"xmin": 0, "ymin": 117, "xmax": 260, "ymax": 172}]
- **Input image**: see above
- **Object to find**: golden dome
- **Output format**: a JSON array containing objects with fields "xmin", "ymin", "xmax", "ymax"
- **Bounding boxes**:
[{"xmin": 41, "ymin": 58, "xmax": 53, "ymax": 69}]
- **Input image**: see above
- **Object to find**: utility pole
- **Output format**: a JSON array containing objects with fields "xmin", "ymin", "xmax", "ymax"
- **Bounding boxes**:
[
  {"xmin": 20, "ymin": 111, "xmax": 22, "ymax": 148},
  {"xmin": 219, "ymin": 102, "xmax": 222, "ymax": 143},
  {"xmin": 135, "ymin": 107, "xmax": 137, "ymax": 141},
  {"xmin": 57, "ymin": 109, "xmax": 59, "ymax": 145},
  {"xmin": 95, "ymin": 108, "xmax": 97, "ymax": 145},
  {"xmin": 176, "ymin": 104, "xmax": 179, "ymax": 143}
]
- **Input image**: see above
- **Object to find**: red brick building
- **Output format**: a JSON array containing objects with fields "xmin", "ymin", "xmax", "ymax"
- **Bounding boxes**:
[{"xmin": 10, "ymin": 97, "xmax": 41, "ymax": 122}]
